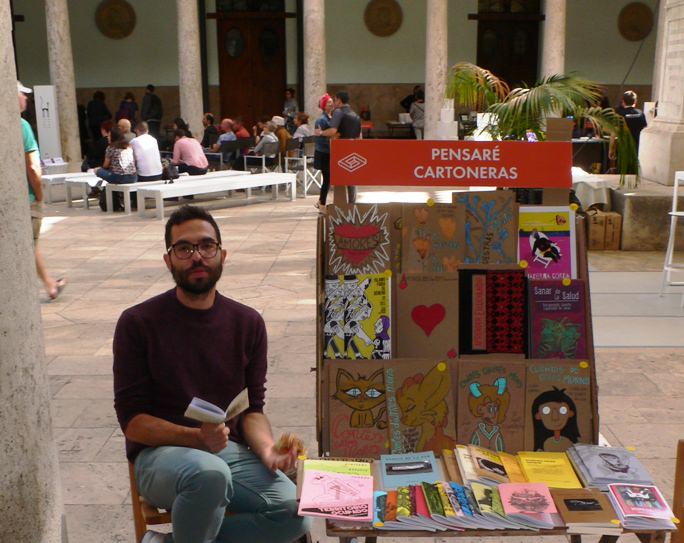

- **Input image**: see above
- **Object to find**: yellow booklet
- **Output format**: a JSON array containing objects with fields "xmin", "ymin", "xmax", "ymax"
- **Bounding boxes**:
[
  {"xmin": 498, "ymin": 451, "xmax": 527, "ymax": 483},
  {"xmin": 517, "ymin": 451, "xmax": 582, "ymax": 489}
]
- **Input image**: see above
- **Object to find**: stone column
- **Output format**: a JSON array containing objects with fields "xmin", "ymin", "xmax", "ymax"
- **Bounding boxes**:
[
  {"xmin": 0, "ymin": 3, "xmax": 65, "ymax": 542},
  {"xmin": 303, "ymin": 0, "xmax": 326, "ymax": 118},
  {"xmin": 540, "ymin": 0, "xmax": 567, "ymax": 77},
  {"xmin": 651, "ymin": 0, "xmax": 668, "ymax": 104},
  {"xmin": 424, "ymin": 0, "xmax": 448, "ymax": 140},
  {"xmin": 45, "ymin": 0, "xmax": 81, "ymax": 168},
  {"xmin": 640, "ymin": 0, "xmax": 684, "ymax": 185},
  {"xmin": 177, "ymin": 0, "xmax": 204, "ymax": 138}
]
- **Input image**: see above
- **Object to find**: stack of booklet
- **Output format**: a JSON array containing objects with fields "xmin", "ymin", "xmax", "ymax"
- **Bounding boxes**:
[
  {"xmin": 552, "ymin": 487, "xmax": 622, "ymax": 535},
  {"xmin": 607, "ymin": 484, "xmax": 677, "ymax": 530},
  {"xmin": 567, "ymin": 444, "xmax": 654, "ymax": 490}
]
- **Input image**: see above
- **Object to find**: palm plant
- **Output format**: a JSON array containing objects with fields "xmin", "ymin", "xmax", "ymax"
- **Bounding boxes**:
[{"xmin": 446, "ymin": 62, "xmax": 639, "ymax": 187}]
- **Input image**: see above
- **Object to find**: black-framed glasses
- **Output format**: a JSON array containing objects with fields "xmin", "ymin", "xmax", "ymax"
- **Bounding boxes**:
[{"xmin": 167, "ymin": 240, "xmax": 221, "ymax": 260}]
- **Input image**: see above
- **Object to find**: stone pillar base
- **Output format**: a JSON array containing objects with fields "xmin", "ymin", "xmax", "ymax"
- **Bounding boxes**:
[{"xmin": 639, "ymin": 120, "xmax": 684, "ymax": 186}]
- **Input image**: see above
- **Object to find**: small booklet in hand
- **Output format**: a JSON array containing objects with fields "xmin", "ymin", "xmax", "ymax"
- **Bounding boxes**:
[{"xmin": 184, "ymin": 388, "xmax": 250, "ymax": 424}]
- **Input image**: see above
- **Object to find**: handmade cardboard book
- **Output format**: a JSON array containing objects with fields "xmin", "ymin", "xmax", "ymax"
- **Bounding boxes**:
[
  {"xmin": 385, "ymin": 359, "xmax": 457, "ymax": 454},
  {"xmin": 401, "ymin": 203, "xmax": 465, "ymax": 273},
  {"xmin": 528, "ymin": 279, "xmax": 588, "ymax": 359},
  {"xmin": 551, "ymin": 487, "xmax": 617, "ymax": 526},
  {"xmin": 456, "ymin": 358, "xmax": 526, "ymax": 453},
  {"xmin": 395, "ymin": 273, "xmax": 459, "ymax": 359},
  {"xmin": 459, "ymin": 268, "xmax": 527, "ymax": 355},
  {"xmin": 453, "ymin": 190, "xmax": 518, "ymax": 264},
  {"xmin": 327, "ymin": 359, "xmax": 390, "ymax": 457},
  {"xmin": 524, "ymin": 359, "xmax": 593, "ymax": 452},
  {"xmin": 327, "ymin": 204, "xmax": 392, "ymax": 275},
  {"xmin": 518, "ymin": 206, "xmax": 577, "ymax": 280},
  {"xmin": 323, "ymin": 274, "xmax": 391, "ymax": 360}
]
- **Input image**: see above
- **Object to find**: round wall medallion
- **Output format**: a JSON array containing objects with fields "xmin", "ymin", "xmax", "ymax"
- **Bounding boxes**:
[
  {"xmin": 618, "ymin": 2, "xmax": 654, "ymax": 42},
  {"xmin": 95, "ymin": 0, "xmax": 136, "ymax": 40},
  {"xmin": 364, "ymin": 0, "xmax": 403, "ymax": 37}
]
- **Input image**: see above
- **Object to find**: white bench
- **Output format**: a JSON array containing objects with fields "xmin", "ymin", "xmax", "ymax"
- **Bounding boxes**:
[
  {"xmin": 42, "ymin": 171, "xmax": 93, "ymax": 204},
  {"xmin": 65, "ymin": 175, "xmax": 101, "ymax": 209},
  {"xmin": 137, "ymin": 172, "xmax": 296, "ymax": 220}
]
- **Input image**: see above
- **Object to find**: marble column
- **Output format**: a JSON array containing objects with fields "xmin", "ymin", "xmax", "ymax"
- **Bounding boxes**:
[
  {"xmin": 0, "ymin": 3, "xmax": 64, "ymax": 542},
  {"xmin": 303, "ymin": 0, "xmax": 326, "ymax": 118},
  {"xmin": 424, "ymin": 0, "xmax": 448, "ymax": 140},
  {"xmin": 540, "ymin": 0, "xmax": 567, "ymax": 77},
  {"xmin": 45, "ymin": 0, "xmax": 81, "ymax": 168},
  {"xmin": 640, "ymin": 0, "xmax": 684, "ymax": 185},
  {"xmin": 177, "ymin": 0, "xmax": 204, "ymax": 138},
  {"xmin": 651, "ymin": 0, "xmax": 668, "ymax": 106}
]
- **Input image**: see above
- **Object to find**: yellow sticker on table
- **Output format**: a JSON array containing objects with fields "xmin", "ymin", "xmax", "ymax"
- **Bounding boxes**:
[
  {"xmin": 611, "ymin": 519, "xmax": 621, "ymax": 526},
  {"xmin": 562, "ymin": 277, "xmax": 572, "ymax": 286},
  {"xmin": 519, "ymin": 260, "xmax": 529, "ymax": 268},
  {"xmin": 426, "ymin": 198, "xmax": 435, "ymax": 207},
  {"xmin": 672, "ymin": 517, "xmax": 680, "ymax": 524},
  {"xmin": 626, "ymin": 446, "xmax": 636, "ymax": 452},
  {"xmin": 570, "ymin": 203, "xmax": 579, "ymax": 211},
  {"xmin": 579, "ymin": 361, "xmax": 589, "ymax": 369}
]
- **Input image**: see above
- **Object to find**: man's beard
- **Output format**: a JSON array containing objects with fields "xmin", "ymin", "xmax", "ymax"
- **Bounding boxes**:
[{"xmin": 171, "ymin": 260, "xmax": 223, "ymax": 295}]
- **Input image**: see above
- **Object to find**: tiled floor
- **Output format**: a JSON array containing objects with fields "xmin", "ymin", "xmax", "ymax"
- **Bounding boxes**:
[{"xmin": 34, "ymin": 189, "xmax": 684, "ymax": 543}]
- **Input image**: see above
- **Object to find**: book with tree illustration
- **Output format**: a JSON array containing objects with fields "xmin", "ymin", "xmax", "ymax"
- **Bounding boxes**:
[{"xmin": 528, "ymin": 279, "xmax": 587, "ymax": 359}]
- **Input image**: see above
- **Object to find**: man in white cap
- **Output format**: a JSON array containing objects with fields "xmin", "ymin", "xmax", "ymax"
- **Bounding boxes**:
[{"xmin": 18, "ymin": 81, "xmax": 66, "ymax": 300}]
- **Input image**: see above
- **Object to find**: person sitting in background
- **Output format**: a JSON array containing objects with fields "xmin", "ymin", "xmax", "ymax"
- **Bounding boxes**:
[
  {"xmin": 116, "ymin": 92, "xmax": 138, "ymax": 124},
  {"xmin": 232, "ymin": 117, "xmax": 251, "ymax": 139},
  {"xmin": 95, "ymin": 127, "xmax": 137, "ymax": 187},
  {"xmin": 292, "ymin": 112, "xmax": 312, "ymax": 140},
  {"xmin": 83, "ymin": 119, "xmax": 113, "ymax": 170},
  {"xmin": 400, "ymin": 85, "xmax": 422, "ymax": 113},
  {"xmin": 200, "ymin": 113, "xmax": 218, "ymax": 148},
  {"xmin": 172, "ymin": 128, "xmax": 208, "ymax": 176},
  {"xmin": 131, "ymin": 121, "xmax": 163, "ymax": 182},
  {"xmin": 271, "ymin": 115, "xmax": 291, "ymax": 157},
  {"xmin": 409, "ymin": 89, "xmax": 425, "ymax": 140},
  {"xmin": 249, "ymin": 121, "xmax": 279, "ymax": 167},
  {"xmin": 173, "ymin": 117, "xmax": 193, "ymax": 138},
  {"xmin": 211, "ymin": 118, "xmax": 236, "ymax": 152},
  {"xmin": 87, "ymin": 90, "xmax": 112, "ymax": 142},
  {"xmin": 117, "ymin": 118, "xmax": 135, "ymax": 143}
]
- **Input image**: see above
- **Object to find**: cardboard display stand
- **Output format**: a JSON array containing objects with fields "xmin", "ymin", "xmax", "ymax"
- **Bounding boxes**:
[{"xmin": 314, "ymin": 140, "xmax": 666, "ymax": 543}]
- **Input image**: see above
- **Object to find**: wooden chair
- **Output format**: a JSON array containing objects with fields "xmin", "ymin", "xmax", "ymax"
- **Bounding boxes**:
[{"xmin": 673, "ymin": 439, "xmax": 684, "ymax": 543}]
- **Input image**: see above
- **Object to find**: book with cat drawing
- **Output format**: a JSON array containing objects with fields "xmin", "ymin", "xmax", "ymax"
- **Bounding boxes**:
[{"xmin": 184, "ymin": 388, "xmax": 250, "ymax": 424}]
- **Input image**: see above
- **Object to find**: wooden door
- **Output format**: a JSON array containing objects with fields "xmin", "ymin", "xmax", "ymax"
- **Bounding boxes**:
[
  {"xmin": 217, "ymin": 15, "xmax": 286, "ymax": 126},
  {"xmin": 477, "ymin": 20, "xmax": 539, "ymax": 87}
]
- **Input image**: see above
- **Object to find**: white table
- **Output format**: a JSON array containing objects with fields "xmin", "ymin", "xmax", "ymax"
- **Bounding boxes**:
[
  {"xmin": 42, "ymin": 171, "xmax": 92, "ymax": 204},
  {"xmin": 571, "ymin": 167, "xmax": 613, "ymax": 210}
]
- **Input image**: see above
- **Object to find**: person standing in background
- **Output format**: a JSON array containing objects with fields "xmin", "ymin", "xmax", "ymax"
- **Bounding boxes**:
[
  {"xmin": 141, "ymin": 84, "xmax": 163, "ymax": 140},
  {"xmin": 86, "ymin": 91, "xmax": 112, "ymax": 141},
  {"xmin": 409, "ymin": 89, "xmax": 425, "ymax": 140},
  {"xmin": 116, "ymin": 92, "xmax": 139, "ymax": 125},
  {"xmin": 313, "ymin": 93, "xmax": 334, "ymax": 212},
  {"xmin": 615, "ymin": 90, "xmax": 648, "ymax": 149},
  {"xmin": 283, "ymin": 87, "xmax": 298, "ymax": 134}
]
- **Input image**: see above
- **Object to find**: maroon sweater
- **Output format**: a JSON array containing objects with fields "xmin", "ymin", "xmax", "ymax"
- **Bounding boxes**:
[{"xmin": 113, "ymin": 289, "xmax": 267, "ymax": 461}]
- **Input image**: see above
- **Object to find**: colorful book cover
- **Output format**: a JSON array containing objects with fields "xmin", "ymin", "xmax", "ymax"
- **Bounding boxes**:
[
  {"xmin": 516, "ymin": 451, "xmax": 582, "ymax": 488},
  {"xmin": 421, "ymin": 482, "xmax": 445, "ymax": 518},
  {"xmin": 551, "ymin": 487, "xmax": 617, "ymax": 526},
  {"xmin": 498, "ymin": 482, "xmax": 558, "ymax": 520},
  {"xmin": 327, "ymin": 359, "xmax": 389, "ymax": 457},
  {"xmin": 468, "ymin": 445, "xmax": 509, "ymax": 484},
  {"xmin": 298, "ymin": 469, "xmax": 374, "ymax": 521},
  {"xmin": 380, "ymin": 451, "xmax": 440, "ymax": 489},
  {"xmin": 385, "ymin": 359, "xmax": 457, "ymax": 453},
  {"xmin": 373, "ymin": 491, "xmax": 388, "ymax": 527},
  {"xmin": 518, "ymin": 206, "xmax": 577, "ymax": 280},
  {"xmin": 529, "ymin": 279, "xmax": 588, "ymax": 359},
  {"xmin": 396, "ymin": 486, "xmax": 412, "ymax": 518},
  {"xmin": 385, "ymin": 490, "xmax": 398, "ymax": 521},
  {"xmin": 323, "ymin": 273, "xmax": 391, "ymax": 360},
  {"xmin": 435, "ymin": 482, "xmax": 456, "ymax": 517},
  {"xmin": 327, "ymin": 204, "xmax": 391, "ymax": 275},
  {"xmin": 401, "ymin": 203, "xmax": 465, "ymax": 273},
  {"xmin": 456, "ymin": 359, "xmax": 526, "ymax": 453},
  {"xmin": 608, "ymin": 484, "xmax": 673, "ymax": 520},
  {"xmin": 454, "ymin": 190, "xmax": 519, "ymax": 264},
  {"xmin": 395, "ymin": 273, "xmax": 459, "ymax": 359},
  {"xmin": 524, "ymin": 359, "xmax": 593, "ymax": 452}
]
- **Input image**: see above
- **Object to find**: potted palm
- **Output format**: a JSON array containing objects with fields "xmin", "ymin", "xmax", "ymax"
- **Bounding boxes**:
[{"xmin": 446, "ymin": 62, "xmax": 639, "ymax": 187}]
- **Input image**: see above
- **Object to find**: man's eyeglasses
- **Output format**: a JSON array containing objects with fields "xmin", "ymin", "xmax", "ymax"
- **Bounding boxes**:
[{"xmin": 167, "ymin": 240, "xmax": 221, "ymax": 260}]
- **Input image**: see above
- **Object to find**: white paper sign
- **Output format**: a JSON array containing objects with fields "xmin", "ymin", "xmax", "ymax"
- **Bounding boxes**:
[{"xmin": 33, "ymin": 85, "xmax": 62, "ymax": 160}]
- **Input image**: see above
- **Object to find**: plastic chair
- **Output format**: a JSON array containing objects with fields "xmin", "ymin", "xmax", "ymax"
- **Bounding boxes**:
[{"xmin": 660, "ymin": 171, "xmax": 684, "ymax": 306}]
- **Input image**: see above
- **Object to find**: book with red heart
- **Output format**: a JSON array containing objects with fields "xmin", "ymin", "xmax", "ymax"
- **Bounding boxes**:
[
  {"xmin": 401, "ymin": 202, "xmax": 465, "ymax": 273},
  {"xmin": 395, "ymin": 273, "xmax": 459, "ymax": 358},
  {"xmin": 456, "ymin": 359, "xmax": 526, "ymax": 453}
]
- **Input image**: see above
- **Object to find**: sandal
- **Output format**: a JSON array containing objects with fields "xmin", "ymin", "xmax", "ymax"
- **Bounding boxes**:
[{"xmin": 49, "ymin": 278, "xmax": 66, "ymax": 301}]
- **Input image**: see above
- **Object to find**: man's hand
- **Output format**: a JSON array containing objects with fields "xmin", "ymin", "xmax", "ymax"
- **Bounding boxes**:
[
  {"xmin": 259, "ymin": 443, "xmax": 298, "ymax": 473},
  {"xmin": 198, "ymin": 422, "xmax": 229, "ymax": 453}
]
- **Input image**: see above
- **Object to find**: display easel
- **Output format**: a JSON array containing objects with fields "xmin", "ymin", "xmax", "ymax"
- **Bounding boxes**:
[{"xmin": 314, "ymin": 139, "xmax": 671, "ymax": 543}]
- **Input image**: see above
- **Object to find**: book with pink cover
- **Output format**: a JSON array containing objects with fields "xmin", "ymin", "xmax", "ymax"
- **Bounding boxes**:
[
  {"xmin": 298, "ymin": 469, "xmax": 374, "ymax": 522},
  {"xmin": 498, "ymin": 482, "xmax": 560, "ymax": 529}
]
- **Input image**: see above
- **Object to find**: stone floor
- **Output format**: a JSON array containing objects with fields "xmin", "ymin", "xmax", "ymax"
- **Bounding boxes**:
[{"xmin": 35, "ymin": 189, "xmax": 684, "ymax": 543}]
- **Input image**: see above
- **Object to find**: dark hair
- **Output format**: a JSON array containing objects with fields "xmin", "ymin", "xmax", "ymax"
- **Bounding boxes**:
[
  {"xmin": 296, "ymin": 112, "xmax": 309, "ymax": 125},
  {"xmin": 286, "ymin": 87, "xmax": 295, "ymax": 97},
  {"xmin": 233, "ymin": 116, "xmax": 243, "ymax": 127},
  {"xmin": 109, "ymin": 127, "xmax": 129, "ymax": 149},
  {"xmin": 124, "ymin": 92, "xmax": 135, "ymax": 101},
  {"xmin": 174, "ymin": 117, "xmax": 192, "ymax": 138},
  {"xmin": 100, "ymin": 119, "xmax": 114, "ymax": 132},
  {"xmin": 336, "ymin": 91, "xmax": 350, "ymax": 104},
  {"xmin": 165, "ymin": 205, "xmax": 222, "ymax": 249},
  {"xmin": 174, "ymin": 128, "xmax": 187, "ymax": 139},
  {"xmin": 137, "ymin": 121, "xmax": 149, "ymax": 134},
  {"xmin": 146, "ymin": 84, "xmax": 155, "ymax": 92},
  {"xmin": 531, "ymin": 387, "xmax": 580, "ymax": 451},
  {"xmin": 205, "ymin": 113, "xmax": 214, "ymax": 125},
  {"xmin": 93, "ymin": 91, "xmax": 105, "ymax": 101},
  {"xmin": 622, "ymin": 91, "xmax": 637, "ymax": 107},
  {"xmin": 415, "ymin": 89, "xmax": 425, "ymax": 101}
]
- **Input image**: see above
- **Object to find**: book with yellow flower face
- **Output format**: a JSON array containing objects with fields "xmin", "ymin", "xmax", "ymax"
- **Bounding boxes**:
[{"xmin": 401, "ymin": 203, "xmax": 465, "ymax": 273}]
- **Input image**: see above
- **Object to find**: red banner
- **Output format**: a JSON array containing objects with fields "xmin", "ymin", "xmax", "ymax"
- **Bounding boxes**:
[{"xmin": 330, "ymin": 140, "xmax": 572, "ymax": 188}]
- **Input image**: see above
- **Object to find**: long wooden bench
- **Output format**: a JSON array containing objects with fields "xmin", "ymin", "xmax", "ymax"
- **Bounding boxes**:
[{"xmin": 137, "ymin": 172, "xmax": 297, "ymax": 220}]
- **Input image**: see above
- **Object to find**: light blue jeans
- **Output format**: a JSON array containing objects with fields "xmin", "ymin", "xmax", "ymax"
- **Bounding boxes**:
[{"xmin": 135, "ymin": 442, "xmax": 310, "ymax": 543}]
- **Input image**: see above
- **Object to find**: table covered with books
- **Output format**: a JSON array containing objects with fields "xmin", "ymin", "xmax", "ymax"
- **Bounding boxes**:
[{"xmin": 305, "ymin": 141, "xmax": 678, "ymax": 543}]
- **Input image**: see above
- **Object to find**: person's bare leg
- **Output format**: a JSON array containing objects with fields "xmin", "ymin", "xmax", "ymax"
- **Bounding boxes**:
[{"xmin": 34, "ymin": 243, "xmax": 60, "ymax": 299}]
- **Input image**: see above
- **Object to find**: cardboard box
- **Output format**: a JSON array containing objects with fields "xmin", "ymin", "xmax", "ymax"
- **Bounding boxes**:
[
  {"xmin": 604, "ymin": 211, "xmax": 622, "ymax": 250},
  {"xmin": 586, "ymin": 210, "xmax": 606, "ymax": 250}
]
